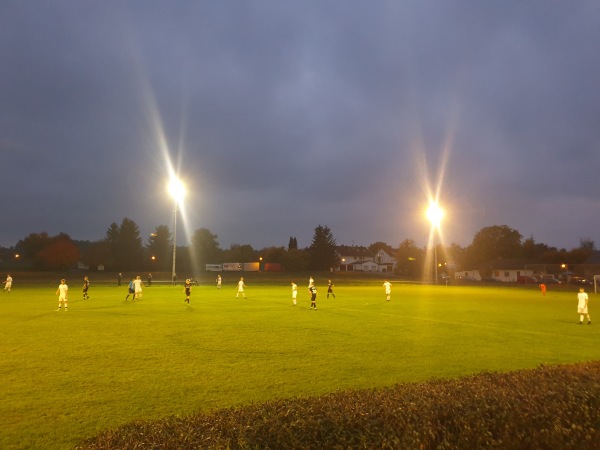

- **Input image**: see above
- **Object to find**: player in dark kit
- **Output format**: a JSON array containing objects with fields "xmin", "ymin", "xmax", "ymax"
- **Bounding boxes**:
[
  {"xmin": 184, "ymin": 278, "xmax": 192, "ymax": 304},
  {"xmin": 327, "ymin": 279, "xmax": 336, "ymax": 298},
  {"xmin": 309, "ymin": 284, "xmax": 318, "ymax": 310},
  {"xmin": 125, "ymin": 279, "xmax": 135, "ymax": 301},
  {"xmin": 82, "ymin": 276, "xmax": 90, "ymax": 300}
]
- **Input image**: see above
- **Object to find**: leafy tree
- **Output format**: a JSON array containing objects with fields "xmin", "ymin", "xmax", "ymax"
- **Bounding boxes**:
[
  {"xmin": 578, "ymin": 237, "xmax": 595, "ymax": 251},
  {"xmin": 222, "ymin": 244, "xmax": 256, "ymax": 263},
  {"xmin": 174, "ymin": 245, "xmax": 192, "ymax": 275},
  {"xmin": 0, "ymin": 246, "xmax": 14, "ymax": 263},
  {"xmin": 308, "ymin": 225, "xmax": 339, "ymax": 271},
  {"xmin": 259, "ymin": 246, "xmax": 287, "ymax": 265},
  {"xmin": 541, "ymin": 248, "xmax": 568, "ymax": 264},
  {"xmin": 465, "ymin": 225, "xmax": 523, "ymax": 267},
  {"xmin": 258, "ymin": 245, "xmax": 309, "ymax": 271},
  {"xmin": 15, "ymin": 232, "xmax": 80, "ymax": 270},
  {"xmin": 368, "ymin": 241, "xmax": 394, "ymax": 253},
  {"xmin": 540, "ymin": 245, "xmax": 591, "ymax": 265},
  {"xmin": 35, "ymin": 234, "xmax": 80, "ymax": 271},
  {"xmin": 522, "ymin": 236, "xmax": 552, "ymax": 261},
  {"xmin": 73, "ymin": 240, "xmax": 93, "ymax": 257},
  {"xmin": 15, "ymin": 232, "xmax": 51, "ymax": 262},
  {"xmin": 81, "ymin": 240, "xmax": 113, "ymax": 270},
  {"xmin": 395, "ymin": 239, "xmax": 423, "ymax": 277},
  {"xmin": 564, "ymin": 248, "xmax": 593, "ymax": 264},
  {"xmin": 447, "ymin": 243, "xmax": 466, "ymax": 269},
  {"xmin": 283, "ymin": 248, "xmax": 309, "ymax": 271},
  {"xmin": 190, "ymin": 228, "xmax": 221, "ymax": 268},
  {"xmin": 147, "ymin": 225, "xmax": 172, "ymax": 271}
]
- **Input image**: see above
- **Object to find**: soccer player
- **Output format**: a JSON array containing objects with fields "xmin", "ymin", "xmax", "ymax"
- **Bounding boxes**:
[
  {"xmin": 133, "ymin": 275, "xmax": 143, "ymax": 300},
  {"xmin": 539, "ymin": 282, "xmax": 547, "ymax": 296},
  {"xmin": 291, "ymin": 281, "xmax": 298, "ymax": 305},
  {"xmin": 577, "ymin": 287, "xmax": 591, "ymax": 325},
  {"xmin": 327, "ymin": 279, "xmax": 336, "ymax": 298},
  {"xmin": 125, "ymin": 278, "xmax": 135, "ymax": 301},
  {"xmin": 383, "ymin": 279, "xmax": 391, "ymax": 301},
  {"xmin": 82, "ymin": 276, "xmax": 90, "ymax": 300},
  {"xmin": 184, "ymin": 278, "xmax": 192, "ymax": 304},
  {"xmin": 4, "ymin": 274, "xmax": 12, "ymax": 293},
  {"xmin": 56, "ymin": 279, "xmax": 68, "ymax": 311},
  {"xmin": 236, "ymin": 277, "xmax": 247, "ymax": 299},
  {"xmin": 309, "ymin": 284, "xmax": 317, "ymax": 310},
  {"xmin": 216, "ymin": 274, "xmax": 222, "ymax": 289}
]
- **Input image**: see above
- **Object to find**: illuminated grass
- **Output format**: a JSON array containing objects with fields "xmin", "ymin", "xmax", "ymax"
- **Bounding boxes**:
[{"xmin": 0, "ymin": 281, "xmax": 597, "ymax": 449}]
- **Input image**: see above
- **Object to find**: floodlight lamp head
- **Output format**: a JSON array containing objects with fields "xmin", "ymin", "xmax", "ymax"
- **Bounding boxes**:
[
  {"xmin": 426, "ymin": 202, "xmax": 444, "ymax": 228},
  {"xmin": 168, "ymin": 178, "xmax": 186, "ymax": 204}
]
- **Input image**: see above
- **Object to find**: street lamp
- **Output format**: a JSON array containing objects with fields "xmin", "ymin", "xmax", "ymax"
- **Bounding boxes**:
[
  {"xmin": 168, "ymin": 177, "xmax": 186, "ymax": 285},
  {"xmin": 426, "ymin": 202, "xmax": 444, "ymax": 284}
]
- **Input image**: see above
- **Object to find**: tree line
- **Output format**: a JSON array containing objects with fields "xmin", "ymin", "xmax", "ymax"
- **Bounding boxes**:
[
  {"xmin": 396, "ymin": 225, "xmax": 596, "ymax": 278},
  {"xmin": 2, "ymin": 220, "xmax": 340, "ymax": 273},
  {"xmin": 1, "ymin": 220, "xmax": 595, "ymax": 275}
]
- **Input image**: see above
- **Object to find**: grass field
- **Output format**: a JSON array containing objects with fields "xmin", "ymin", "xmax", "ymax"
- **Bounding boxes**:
[{"xmin": 0, "ymin": 277, "xmax": 598, "ymax": 449}]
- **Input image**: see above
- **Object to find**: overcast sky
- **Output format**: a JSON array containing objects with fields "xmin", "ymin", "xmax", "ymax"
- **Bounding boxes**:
[{"xmin": 2, "ymin": 1, "xmax": 599, "ymax": 252}]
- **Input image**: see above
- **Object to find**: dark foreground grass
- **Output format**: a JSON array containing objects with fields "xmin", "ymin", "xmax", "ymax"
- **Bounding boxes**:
[{"xmin": 80, "ymin": 361, "xmax": 600, "ymax": 449}]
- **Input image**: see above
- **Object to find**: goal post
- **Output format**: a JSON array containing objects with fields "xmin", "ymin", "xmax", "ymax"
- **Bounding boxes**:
[{"xmin": 594, "ymin": 275, "xmax": 600, "ymax": 294}]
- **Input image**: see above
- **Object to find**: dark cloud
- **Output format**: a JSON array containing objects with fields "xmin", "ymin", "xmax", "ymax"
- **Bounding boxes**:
[{"xmin": 2, "ymin": 1, "xmax": 599, "ymax": 251}]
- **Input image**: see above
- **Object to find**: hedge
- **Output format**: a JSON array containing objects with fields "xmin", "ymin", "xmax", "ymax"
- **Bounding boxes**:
[{"xmin": 79, "ymin": 361, "xmax": 600, "ymax": 449}]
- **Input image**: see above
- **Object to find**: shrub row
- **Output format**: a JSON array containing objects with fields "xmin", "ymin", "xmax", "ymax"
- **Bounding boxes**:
[{"xmin": 79, "ymin": 361, "xmax": 600, "ymax": 449}]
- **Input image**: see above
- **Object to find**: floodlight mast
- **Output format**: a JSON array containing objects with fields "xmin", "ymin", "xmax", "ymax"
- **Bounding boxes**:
[
  {"xmin": 172, "ymin": 203, "xmax": 177, "ymax": 285},
  {"xmin": 168, "ymin": 178, "xmax": 186, "ymax": 285},
  {"xmin": 426, "ymin": 202, "xmax": 444, "ymax": 284}
]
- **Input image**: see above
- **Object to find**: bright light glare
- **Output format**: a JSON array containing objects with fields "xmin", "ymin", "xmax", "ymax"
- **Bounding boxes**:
[
  {"xmin": 168, "ymin": 178, "xmax": 186, "ymax": 204},
  {"xmin": 426, "ymin": 202, "xmax": 444, "ymax": 228}
]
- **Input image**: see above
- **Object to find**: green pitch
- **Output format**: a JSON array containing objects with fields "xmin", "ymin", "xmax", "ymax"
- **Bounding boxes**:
[{"xmin": 0, "ymin": 281, "xmax": 597, "ymax": 449}]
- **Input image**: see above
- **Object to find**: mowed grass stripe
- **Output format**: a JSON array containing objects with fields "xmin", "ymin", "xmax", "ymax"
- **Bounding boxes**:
[
  {"xmin": 325, "ymin": 285, "xmax": 591, "ymax": 342},
  {"xmin": 0, "ymin": 283, "xmax": 597, "ymax": 449}
]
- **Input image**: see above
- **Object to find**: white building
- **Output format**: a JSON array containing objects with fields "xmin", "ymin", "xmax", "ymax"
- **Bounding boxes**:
[
  {"xmin": 336, "ymin": 245, "xmax": 396, "ymax": 273},
  {"xmin": 491, "ymin": 269, "xmax": 534, "ymax": 282},
  {"xmin": 454, "ymin": 270, "xmax": 482, "ymax": 281},
  {"xmin": 372, "ymin": 247, "xmax": 396, "ymax": 273}
]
